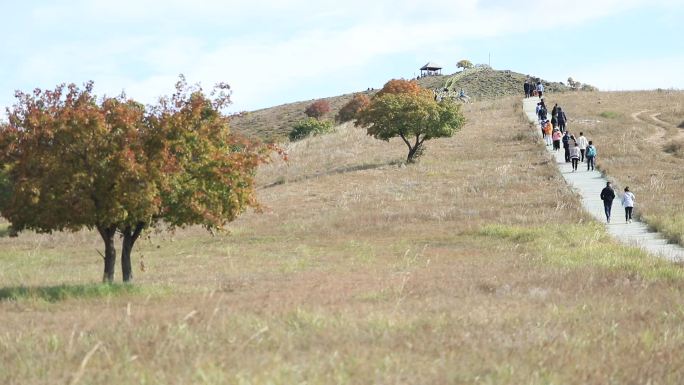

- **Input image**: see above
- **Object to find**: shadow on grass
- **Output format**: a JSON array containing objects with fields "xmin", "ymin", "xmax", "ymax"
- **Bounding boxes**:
[
  {"xmin": 0, "ymin": 283, "xmax": 141, "ymax": 302},
  {"xmin": 260, "ymin": 160, "xmax": 403, "ymax": 189}
]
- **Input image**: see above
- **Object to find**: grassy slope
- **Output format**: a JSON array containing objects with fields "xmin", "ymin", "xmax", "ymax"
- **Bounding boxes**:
[
  {"xmin": 3, "ymin": 95, "xmax": 684, "ymax": 384},
  {"xmin": 230, "ymin": 69, "xmax": 570, "ymax": 142}
]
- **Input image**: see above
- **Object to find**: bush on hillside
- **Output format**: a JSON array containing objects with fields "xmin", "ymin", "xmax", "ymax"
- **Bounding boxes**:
[
  {"xmin": 289, "ymin": 118, "xmax": 334, "ymax": 141},
  {"xmin": 304, "ymin": 100, "xmax": 331, "ymax": 120},
  {"xmin": 336, "ymin": 94, "xmax": 371, "ymax": 123},
  {"xmin": 663, "ymin": 140, "xmax": 684, "ymax": 157}
]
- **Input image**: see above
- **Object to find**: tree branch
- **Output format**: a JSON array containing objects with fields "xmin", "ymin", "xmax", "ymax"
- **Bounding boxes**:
[{"xmin": 398, "ymin": 133, "xmax": 412, "ymax": 151}]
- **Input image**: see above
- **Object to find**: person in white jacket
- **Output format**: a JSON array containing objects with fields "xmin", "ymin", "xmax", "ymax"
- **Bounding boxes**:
[
  {"xmin": 576, "ymin": 132, "xmax": 589, "ymax": 162},
  {"xmin": 622, "ymin": 187, "xmax": 635, "ymax": 223},
  {"xmin": 536, "ymin": 81, "xmax": 544, "ymax": 98}
]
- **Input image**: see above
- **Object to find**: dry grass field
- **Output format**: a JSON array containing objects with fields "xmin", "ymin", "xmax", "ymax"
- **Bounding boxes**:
[
  {"xmin": 546, "ymin": 90, "xmax": 684, "ymax": 245},
  {"xmin": 3, "ymin": 95, "xmax": 684, "ymax": 384}
]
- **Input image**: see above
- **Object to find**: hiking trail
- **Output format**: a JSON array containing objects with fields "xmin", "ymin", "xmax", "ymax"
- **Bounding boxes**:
[{"xmin": 524, "ymin": 98, "xmax": 684, "ymax": 262}]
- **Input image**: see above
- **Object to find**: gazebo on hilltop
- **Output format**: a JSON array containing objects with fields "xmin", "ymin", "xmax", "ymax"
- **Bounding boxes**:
[{"xmin": 420, "ymin": 62, "xmax": 443, "ymax": 77}]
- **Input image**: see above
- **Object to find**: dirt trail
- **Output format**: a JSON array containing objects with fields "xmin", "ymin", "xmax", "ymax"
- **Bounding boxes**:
[{"xmin": 632, "ymin": 109, "xmax": 684, "ymax": 145}]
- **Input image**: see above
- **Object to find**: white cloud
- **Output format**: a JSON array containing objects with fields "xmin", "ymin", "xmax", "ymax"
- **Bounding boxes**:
[{"xmin": 571, "ymin": 55, "xmax": 684, "ymax": 91}]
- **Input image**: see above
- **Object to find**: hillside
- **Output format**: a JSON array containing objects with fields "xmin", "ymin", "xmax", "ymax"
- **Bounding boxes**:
[
  {"xmin": 230, "ymin": 68, "xmax": 572, "ymax": 141},
  {"xmin": 5, "ymin": 93, "xmax": 684, "ymax": 384}
]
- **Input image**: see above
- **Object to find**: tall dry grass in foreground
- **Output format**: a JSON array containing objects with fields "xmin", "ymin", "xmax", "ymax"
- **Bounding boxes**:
[
  {"xmin": 2, "ymin": 96, "xmax": 684, "ymax": 384},
  {"xmin": 547, "ymin": 90, "xmax": 684, "ymax": 244}
]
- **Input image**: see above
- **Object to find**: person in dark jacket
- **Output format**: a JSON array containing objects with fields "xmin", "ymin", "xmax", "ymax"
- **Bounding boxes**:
[
  {"xmin": 562, "ymin": 131, "xmax": 572, "ymax": 162},
  {"xmin": 557, "ymin": 107, "xmax": 568, "ymax": 132},
  {"xmin": 600, "ymin": 182, "xmax": 616, "ymax": 223},
  {"xmin": 538, "ymin": 103, "xmax": 547, "ymax": 122},
  {"xmin": 524, "ymin": 82, "xmax": 531, "ymax": 98}
]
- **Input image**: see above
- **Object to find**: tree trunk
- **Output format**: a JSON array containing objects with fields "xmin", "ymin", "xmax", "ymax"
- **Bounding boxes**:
[
  {"xmin": 407, "ymin": 145, "xmax": 418, "ymax": 163},
  {"xmin": 121, "ymin": 222, "xmax": 145, "ymax": 283},
  {"xmin": 406, "ymin": 136, "xmax": 424, "ymax": 164},
  {"xmin": 97, "ymin": 225, "xmax": 117, "ymax": 283}
]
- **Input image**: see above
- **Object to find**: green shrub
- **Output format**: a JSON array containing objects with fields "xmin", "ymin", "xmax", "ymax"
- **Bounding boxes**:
[
  {"xmin": 289, "ymin": 118, "xmax": 334, "ymax": 141},
  {"xmin": 599, "ymin": 111, "xmax": 620, "ymax": 119}
]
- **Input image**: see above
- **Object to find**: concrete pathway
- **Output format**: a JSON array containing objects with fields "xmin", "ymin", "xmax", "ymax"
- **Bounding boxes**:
[{"xmin": 523, "ymin": 97, "xmax": 684, "ymax": 262}]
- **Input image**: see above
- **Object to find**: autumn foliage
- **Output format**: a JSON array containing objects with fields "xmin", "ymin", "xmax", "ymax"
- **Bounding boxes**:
[
  {"xmin": 0, "ymin": 77, "xmax": 270, "ymax": 282},
  {"xmin": 356, "ymin": 80, "xmax": 465, "ymax": 163},
  {"xmin": 336, "ymin": 94, "xmax": 371, "ymax": 123},
  {"xmin": 304, "ymin": 100, "xmax": 331, "ymax": 120},
  {"xmin": 375, "ymin": 79, "xmax": 426, "ymax": 98}
]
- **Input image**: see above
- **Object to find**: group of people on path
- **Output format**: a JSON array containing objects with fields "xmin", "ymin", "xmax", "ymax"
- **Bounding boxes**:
[
  {"xmin": 536, "ymin": 100, "xmax": 595, "ymax": 172},
  {"xmin": 531, "ymin": 91, "xmax": 635, "ymax": 224},
  {"xmin": 524, "ymin": 79, "xmax": 544, "ymax": 98}
]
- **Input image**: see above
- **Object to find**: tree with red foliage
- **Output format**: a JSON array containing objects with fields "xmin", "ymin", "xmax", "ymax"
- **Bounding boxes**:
[
  {"xmin": 304, "ymin": 100, "xmax": 331, "ymax": 120},
  {"xmin": 336, "ymin": 94, "xmax": 371, "ymax": 123},
  {"xmin": 0, "ymin": 77, "xmax": 271, "ymax": 283}
]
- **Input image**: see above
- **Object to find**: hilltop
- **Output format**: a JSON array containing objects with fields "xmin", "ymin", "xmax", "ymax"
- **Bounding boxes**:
[{"xmin": 230, "ymin": 68, "xmax": 572, "ymax": 141}]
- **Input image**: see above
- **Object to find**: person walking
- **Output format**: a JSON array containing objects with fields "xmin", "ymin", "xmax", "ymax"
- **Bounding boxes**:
[
  {"xmin": 524, "ymin": 81, "xmax": 531, "ymax": 98},
  {"xmin": 586, "ymin": 141, "xmax": 597, "ymax": 170},
  {"xmin": 543, "ymin": 120, "xmax": 553, "ymax": 146},
  {"xmin": 552, "ymin": 129, "xmax": 562, "ymax": 151},
  {"xmin": 536, "ymin": 81, "xmax": 544, "ymax": 98},
  {"xmin": 600, "ymin": 181, "xmax": 616, "ymax": 223},
  {"xmin": 562, "ymin": 131, "xmax": 572, "ymax": 162},
  {"xmin": 538, "ymin": 104, "xmax": 547, "ymax": 122},
  {"xmin": 557, "ymin": 107, "xmax": 568, "ymax": 132},
  {"xmin": 569, "ymin": 142, "xmax": 581, "ymax": 171},
  {"xmin": 577, "ymin": 132, "xmax": 588, "ymax": 162},
  {"xmin": 622, "ymin": 187, "xmax": 635, "ymax": 223}
]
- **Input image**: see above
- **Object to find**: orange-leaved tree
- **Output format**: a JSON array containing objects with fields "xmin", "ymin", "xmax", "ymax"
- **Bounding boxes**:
[
  {"xmin": 336, "ymin": 94, "xmax": 371, "ymax": 123},
  {"xmin": 0, "ymin": 77, "xmax": 270, "ymax": 282},
  {"xmin": 374, "ymin": 79, "xmax": 423, "ymax": 97},
  {"xmin": 304, "ymin": 100, "xmax": 331, "ymax": 120},
  {"xmin": 356, "ymin": 79, "xmax": 465, "ymax": 163}
]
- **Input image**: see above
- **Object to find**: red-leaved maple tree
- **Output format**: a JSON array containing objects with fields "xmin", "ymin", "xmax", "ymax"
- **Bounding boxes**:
[
  {"xmin": 304, "ymin": 100, "xmax": 331, "ymax": 120},
  {"xmin": 0, "ymin": 77, "xmax": 270, "ymax": 282}
]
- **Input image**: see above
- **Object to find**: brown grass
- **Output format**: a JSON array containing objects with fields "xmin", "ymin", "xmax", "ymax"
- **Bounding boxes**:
[
  {"xmin": 545, "ymin": 90, "xmax": 684, "ymax": 244},
  {"xmin": 3, "ymin": 95, "xmax": 684, "ymax": 384}
]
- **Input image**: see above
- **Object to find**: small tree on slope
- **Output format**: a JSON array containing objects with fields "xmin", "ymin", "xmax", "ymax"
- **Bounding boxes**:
[
  {"xmin": 457, "ymin": 59, "xmax": 473, "ymax": 70},
  {"xmin": 304, "ymin": 100, "xmax": 331, "ymax": 120},
  {"xmin": 336, "ymin": 94, "xmax": 370, "ymax": 123},
  {"xmin": 0, "ymin": 77, "xmax": 269, "ymax": 283},
  {"xmin": 356, "ymin": 79, "xmax": 466, "ymax": 164}
]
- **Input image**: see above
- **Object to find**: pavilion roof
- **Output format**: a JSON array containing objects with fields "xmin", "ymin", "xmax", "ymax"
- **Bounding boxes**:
[{"xmin": 420, "ymin": 62, "xmax": 442, "ymax": 70}]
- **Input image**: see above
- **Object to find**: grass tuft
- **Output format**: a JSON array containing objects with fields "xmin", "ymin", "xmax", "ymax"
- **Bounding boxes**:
[
  {"xmin": 599, "ymin": 111, "xmax": 620, "ymax": 119},
  {"xmin": 479, "ymin": 223, "xmax": 684, "ymax": 281},
  {"xmin": 0, "ymin": 283, "xmax": 146, "ymax": 302}
]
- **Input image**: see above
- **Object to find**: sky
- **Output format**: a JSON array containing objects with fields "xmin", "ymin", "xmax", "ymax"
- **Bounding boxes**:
[{"xmin": 1, "ymin": 0, "xmax": 683, "ymax": 115}]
